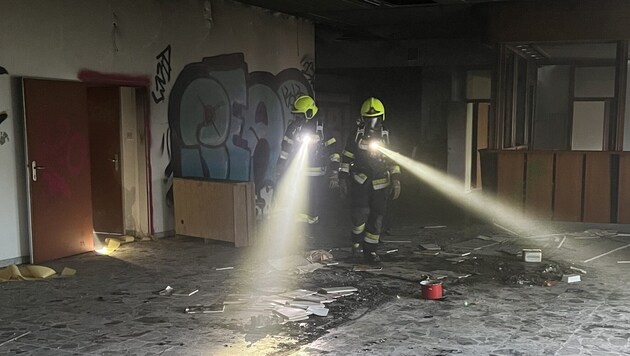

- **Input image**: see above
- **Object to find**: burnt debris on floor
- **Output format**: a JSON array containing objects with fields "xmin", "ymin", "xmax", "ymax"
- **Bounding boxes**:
[{"xmin": 2, "ymin": 223, "xmax": 630, "ymax": 355}]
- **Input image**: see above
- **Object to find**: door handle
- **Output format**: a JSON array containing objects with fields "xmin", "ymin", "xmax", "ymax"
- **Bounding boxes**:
[
  {"xmin": 111, "ymin": 154, "xmax": 119, "ymax": 172},
  {"xmin": 31, "ymin": 161, "xmax": 45, "ymax": 182}
]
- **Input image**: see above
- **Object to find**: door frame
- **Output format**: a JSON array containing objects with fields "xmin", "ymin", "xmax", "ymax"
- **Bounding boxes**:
[
  {"xmin": 22, "ymin": 74, "xmax": 154, "ymax": 262},
  {"xmin": 78, "ymin": 71, "xmax": 154, "ymax": 237}
]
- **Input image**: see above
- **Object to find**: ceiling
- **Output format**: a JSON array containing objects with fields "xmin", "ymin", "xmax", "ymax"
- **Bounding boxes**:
[{"xmin": 235, "ymin": 0, "xmax": 532, "ymax": 41}]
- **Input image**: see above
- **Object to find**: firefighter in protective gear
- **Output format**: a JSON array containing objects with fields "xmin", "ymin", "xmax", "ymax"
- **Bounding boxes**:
[
  {"xmin": 339, "ymin": 97, "xmax": 401, "ymax": 263},
  {"xmin": 276, "ymin": 95, "xmax": 340, "ymax": 226}
]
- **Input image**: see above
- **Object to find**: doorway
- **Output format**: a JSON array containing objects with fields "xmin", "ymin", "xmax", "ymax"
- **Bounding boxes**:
[
  {"xmin": 23, "ymin": 79, "xmax": 150, "ymax": 263},
  {"xmin": 467, "ymin": 101, "xmax": 490, "ymax": 190}
]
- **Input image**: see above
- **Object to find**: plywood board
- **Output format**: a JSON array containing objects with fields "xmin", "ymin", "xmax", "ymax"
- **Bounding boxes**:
[
  {"xmin": 554, "ymin": 152, "xmax": 583, "ymax": 221},
  {"xmin": 583, "ymin": 153, "xmax": 611, "ymax": 223},
  {"xmin": 497, "ymin": 152, "xmax": 525, "ymax": 209},
  {"xmin": 524, "ymin": 152, "xmax": 553, "ymax": 219},
  {"xmin": 174, "ymin": 178, "xmax": 235, "ymax": 243}
]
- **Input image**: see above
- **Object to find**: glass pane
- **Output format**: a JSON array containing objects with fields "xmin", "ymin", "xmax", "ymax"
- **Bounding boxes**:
[
  {"xmin": 514, "ymin": 57, "xmax": 528, "ymax": 146},
  {"xmin": 533, "ymin": 65, "xmax": 571, "ymax": 150},
  {"xmin": 572, "ymin": 101, "xmax": 606, "ymax": 151},
  {"xmin": 574, "ymin": 66, "xmax": 615, "ymax": 98}
]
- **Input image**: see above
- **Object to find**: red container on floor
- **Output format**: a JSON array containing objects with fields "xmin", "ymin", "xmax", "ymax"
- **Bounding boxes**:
[{"xmin": 420, "ymin": 280, "xmax": 443, "ymax": 300}]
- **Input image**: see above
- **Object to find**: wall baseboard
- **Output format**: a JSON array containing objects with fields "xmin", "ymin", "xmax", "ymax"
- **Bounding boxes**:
[
  {"xmin": 152, "ymin": 230, "xmax": 175, "ymax": 239},
  {"xmin": 0, "ymin": 256, "xmax": 29, "ymax": 268}
]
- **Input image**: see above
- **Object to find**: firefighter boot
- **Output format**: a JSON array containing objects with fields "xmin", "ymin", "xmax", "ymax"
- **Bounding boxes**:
[
  {"xmin": 362, "ymin": 242, "xmax": 381, "ymax": 264},
  {"xmin": 351, "ymin": 234, "xmax": 363, "ymax": 261}
]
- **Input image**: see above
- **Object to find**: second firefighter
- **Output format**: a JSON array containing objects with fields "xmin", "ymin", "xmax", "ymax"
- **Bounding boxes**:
[{"xmin": 339, "ymin": 97, "xmax": 401, "ymax": 263}]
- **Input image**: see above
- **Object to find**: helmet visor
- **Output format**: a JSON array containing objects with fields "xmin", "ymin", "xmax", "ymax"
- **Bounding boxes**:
[{"xmin": 363, "ymin": 115, "xmax": 383, "ymax": 129}]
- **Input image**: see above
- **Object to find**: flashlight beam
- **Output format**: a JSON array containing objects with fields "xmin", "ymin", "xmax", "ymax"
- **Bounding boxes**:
[{"xmin": 376, "ymin": 146, "xmax": 549, "ymax": 236}]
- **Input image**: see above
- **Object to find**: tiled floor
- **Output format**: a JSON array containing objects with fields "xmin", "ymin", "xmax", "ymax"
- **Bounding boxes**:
[{"xmin": 2, "ymin": 220, "xmax": 630, "ymax": 355}]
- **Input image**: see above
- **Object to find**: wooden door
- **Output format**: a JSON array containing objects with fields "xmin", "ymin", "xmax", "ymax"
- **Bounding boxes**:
[
  {"xmin": 23, "ymin": 79, "xmax": 94, "ymax": 262},
  {"xmin": 87, "ymin": 87, "xmax": 123, "ymax": 234}
]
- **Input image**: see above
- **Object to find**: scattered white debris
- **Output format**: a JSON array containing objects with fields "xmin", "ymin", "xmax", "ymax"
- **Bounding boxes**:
[
  {"xmin": 562, "ymin": 274, "xmax": 581, "ymax": 283},
  {"xmin": 569, "ymin": 266, "xmax": 587, "ymax": 274},
  {"xmin": 0, "ymin": 331, "xmax": 31, "ymax": 347},
  {"xmin": 557, "ymin": 236, "xmax": 567, "ymax": 249},
  {"xmin": 306, "ymin": 250, "xmax": 334, "ymax": 263},
  {"xmin": 158, "ymin": 286, "xmax": 174, "ymax": 296},
  {"xmin": 420, "ymin": 243, "xmax": 441, "ymax": 251},
  {"xmin": 523, "ymin": 249, "xmax": 542, "ymax": 263},
  {"xmin": 321, "ymin": 286, "xmax": 358, "ymax": 294},
  {"xmin": 386, "ymin": 249, "xmax": 398, "ymax": 254},
  {"xmin": 215, "ymin": 266, "xmax": 234, "ymax": 271},
  {"xmin": 583, "ymin": 243, "xmax": 630, "ymax": 263},
  {"xmin": 273, "ymin": 307, "xmax": 310, "ymax": 321},
  {"xmin": 173, "ymin": 289, "xmax": 199, "ymax": 297}
]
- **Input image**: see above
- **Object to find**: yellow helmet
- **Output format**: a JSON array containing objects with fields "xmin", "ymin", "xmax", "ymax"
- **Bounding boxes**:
[
  {"xmin": 292, "ymin": 95, "xmax": 318, "ymax": 120},
  {"xmin": 360, "ymin": 97, "xmax": 385, "ymax": 119}
]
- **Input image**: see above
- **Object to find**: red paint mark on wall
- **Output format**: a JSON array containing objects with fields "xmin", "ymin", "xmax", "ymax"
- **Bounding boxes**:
[{"xmin": 78, "ymin": 70, "xmax": 150, "ymax": 87}]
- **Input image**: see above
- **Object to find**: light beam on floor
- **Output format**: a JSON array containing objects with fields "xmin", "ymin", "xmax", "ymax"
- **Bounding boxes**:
[{"xmin": 375, "ymin": 145, "xmax": 551, "ymax": 236}]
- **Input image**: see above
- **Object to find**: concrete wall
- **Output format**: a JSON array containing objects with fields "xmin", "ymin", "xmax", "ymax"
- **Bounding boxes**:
[
  {"xmin": 0, "ymin": 75, "xmax": 29, "ymax": 264},
  {"xmin": 0, "ymin": 0, "xmax": 314, "ymax": 262}
]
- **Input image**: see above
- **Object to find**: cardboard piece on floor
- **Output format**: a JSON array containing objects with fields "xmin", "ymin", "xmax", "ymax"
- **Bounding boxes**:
[
  {"xmin": 295, "ymin": 294, "xmax": 335, "ymax": 303},
  {"xmin": 96, "ymin": 239, "xmax": 121, "ymax": 256},
  {"xmin": 288, "ymin": 300, "xmax": 324, "ymax": 308},
  {"xmin": 0, "ymin": 265, "xmax": 24, "ymax": 281},
  {"xmin": 118, "ymin": 235, "xmax": 135, "ymax": 243},
  {"xmin": 20, "ymin": 265, "xmax": 56, "ymax": 279},
  {"xmin": 273, "ymin": 306, "xmax": 310, "ymax": 321},
  {"xmin": 307, "ymin": 306, "xmax": 329, "ymax": 316},
  {"xmin": 60, "ymin": 267, "xmax": 76, "ymax": 277},
  {"xmin": 0, "ymin": 264, "xmax": 62, "ymax": 281}
]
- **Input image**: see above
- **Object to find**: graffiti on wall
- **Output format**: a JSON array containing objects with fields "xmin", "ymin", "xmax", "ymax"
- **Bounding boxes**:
[
  {"xmin": 0, "ymin": 66, "xmax": 8, "ymax": 145},
  {"xmin": 300, "ymin": 55, "xmax": 315, "ymax": 87},
  {"xmin": 166, "ymin": 53, "xmax": 313, "ymax": 213},
  {"xmin": 0, "ymin": 111, "xmax": 7, "ymax": 145},
  {"xmin": 152, "ymin": 45, "xmax": 172, "ymax": 104}
]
